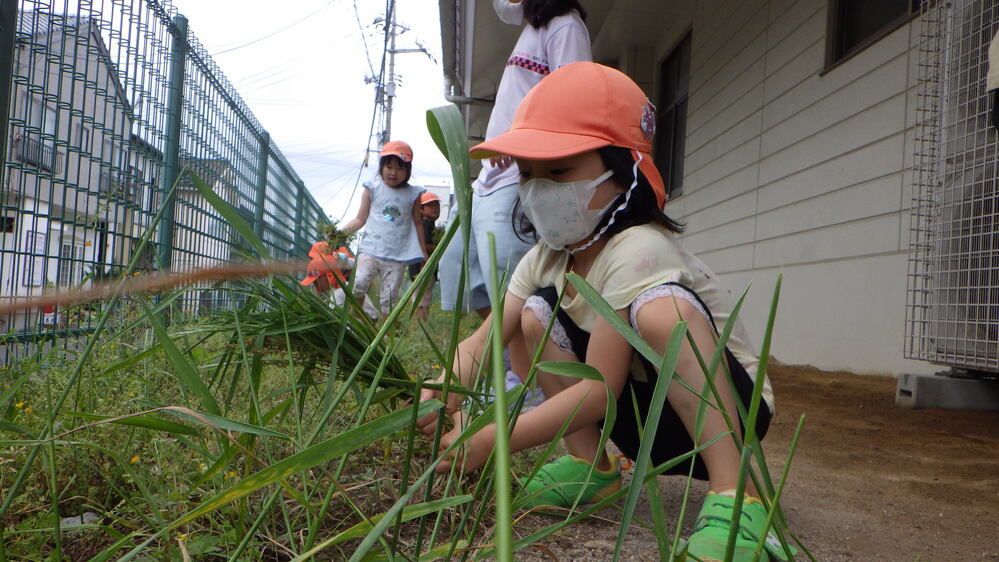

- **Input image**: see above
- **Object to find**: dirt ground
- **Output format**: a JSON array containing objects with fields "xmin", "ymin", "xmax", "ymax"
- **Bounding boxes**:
[{"xmin": 516, "ymin": 363, "xmax": 999, "ymax": 561}]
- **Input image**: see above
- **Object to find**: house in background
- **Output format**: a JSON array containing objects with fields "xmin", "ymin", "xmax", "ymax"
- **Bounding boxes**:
[
  {"xmin": 1, "ymin": 12, "xmax": 143, "ymax": 333},
  {"xmin": 438, "ymin": 0, "xmax": 999, "ymax": 378},
  {"xmin": 1, "ymin": 12, "xmax": 243, "ymax": 331}
]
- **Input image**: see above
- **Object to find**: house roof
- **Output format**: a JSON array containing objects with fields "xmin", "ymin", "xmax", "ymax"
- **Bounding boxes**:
[
  {"xmin": 177, "ymin": 157, "xmax": 232, "ymax": 189},
  {"xmin": 16, "ymin": 11, "xmax": 135, "ymax": 115}
]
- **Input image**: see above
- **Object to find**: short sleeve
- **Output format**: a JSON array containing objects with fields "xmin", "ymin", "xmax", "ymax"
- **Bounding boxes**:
[
  {"xmin": 507, "ymin": 244, "xmax": 544, "ymax": 301},
  {"xmin": 546, "ymin": 16, "xmax": 592, "ymax": 70},
  {"xmin": 594, "ymin": 228, "xmax": 690, "ymax": 311}
]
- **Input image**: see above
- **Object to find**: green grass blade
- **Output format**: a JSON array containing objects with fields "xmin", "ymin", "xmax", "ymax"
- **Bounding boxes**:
[
  {"xmin": 485, "ymin": 234, "xmax": 513, "ymax": 561},
  {"xmin": 290, "ymin": 496, "xmax": 472, "ymax": 560},
  {"xmin": 117, "ymin": 400, "xmax": 441, "ymax": 560},
  {"xmin": 146, "ymin": 404, "xmax": 290, "ymax": 440},
  {"xmin": 62, "ymin": 411, "xmax": 199, "ymax": 437},
  {"xmin": 612, "ymin": 321, "xmax": 688, "ymax": 562},
  {"xmin": 139, "ymin": 299, "xmax": 220, "ymax": 416},
  {"xmin": 190, "ymin": 171, "xmax": 271, "ymax": 259}
]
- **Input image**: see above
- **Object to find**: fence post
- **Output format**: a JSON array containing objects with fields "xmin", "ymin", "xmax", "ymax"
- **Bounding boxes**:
[
  {"xmin": 155, "ymin": 14, "xmax": 188, "ymax": 271},
  {"xmin": 253, "ymin": 130, "xmax": 269, "ymax": 252},
  {"xmin": 0, "ymin": 0, "xmax": 17, "ymax": 191},
  {"xmin": 294, "ymin": 179, "xmax": 305, "ymax": 254}
]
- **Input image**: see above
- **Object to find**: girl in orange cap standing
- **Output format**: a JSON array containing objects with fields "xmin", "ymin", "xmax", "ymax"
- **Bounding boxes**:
[
  {"xmin": 418, "ymin": 62, "xmax": 788, "ymax": 561},
  {"xmin": 342, "ymin": 141, "xmax": 428, "ymax": 320}
]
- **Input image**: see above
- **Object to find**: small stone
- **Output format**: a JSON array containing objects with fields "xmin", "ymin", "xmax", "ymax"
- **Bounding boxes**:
[
  {"xmin": 59, "ymin": 511, "xmax": 99, "ymax": 531},
  {"xmin": 583, "ymin": 539, "xmax": 614, "ymax": 552}
]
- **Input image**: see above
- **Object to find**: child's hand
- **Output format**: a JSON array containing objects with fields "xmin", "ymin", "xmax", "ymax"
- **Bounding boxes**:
[
  {"xmin": 489, "ymin": 155, "xmax": 514, "ymax": 170},
  {"xmin": 436, "ymin": 424, "xmax": 495, "ymax": 474},
  {"xmin": 416, "ymin": 374, "xmax": 461, "ymax": 436}
]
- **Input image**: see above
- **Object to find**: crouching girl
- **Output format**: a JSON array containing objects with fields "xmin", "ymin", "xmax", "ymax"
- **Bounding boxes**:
[{"xmin": 418, "ymin": 62, "xmax": 780, "ymax": 561}]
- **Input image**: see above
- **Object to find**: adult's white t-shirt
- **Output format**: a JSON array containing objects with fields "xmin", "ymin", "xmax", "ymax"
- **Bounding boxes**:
[{"xmin": 472, "ymin": 11, "xmax": 592, "ymax": 196}]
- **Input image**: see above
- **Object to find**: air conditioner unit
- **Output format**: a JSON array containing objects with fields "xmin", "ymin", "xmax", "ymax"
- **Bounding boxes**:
[{"xmin": 907, "ymin": 0, "xmax": 999, "ymax": 375}]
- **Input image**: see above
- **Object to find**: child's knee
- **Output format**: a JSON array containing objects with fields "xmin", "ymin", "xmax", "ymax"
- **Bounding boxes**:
[{"xmin": 520, "ymin": 305, "xmax": 544, "ymax": 339}]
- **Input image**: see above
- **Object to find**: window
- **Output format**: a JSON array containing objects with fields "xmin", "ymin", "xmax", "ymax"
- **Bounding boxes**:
[
  {"xmin": 655, "ymin": 33, "xmax": 692, "ymax": 199},
  {"xmin": 57, "ymin": 241, "xmax": 85, "ymax": 287},
  {"xmin": 17, "ymin": 102, "xmax": 57, "ymax": 171},
  {"xmin": 22, "ymin": 231, "xmax": 47, "ymax": 287},
  {"xmin": 77, "ymin": 122, "xmax": 90, "ymax": 152},
  {"xmin": 0, "ymin": 216, "xmax": 13, "ymax": 233},
  {"xmin": 826, "ymin": 0, "xmax": 920, "ymax": 68}
]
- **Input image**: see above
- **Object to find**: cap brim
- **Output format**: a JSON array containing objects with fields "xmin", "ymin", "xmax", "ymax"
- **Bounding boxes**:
[
  {"xmin": 470, "ymin": 129, "xmax": 611, "ymax": 160},
  {"xmin": 379, "ymin": 151, "xmax": 412, "ymax": 162}
]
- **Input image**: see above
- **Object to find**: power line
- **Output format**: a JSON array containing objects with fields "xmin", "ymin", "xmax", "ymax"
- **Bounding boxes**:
[
  {"xmin": 353, "ymin": 0, "xmax": 376, "ymax": 78},
  {"xmin": 212, "ymin": 0, "xmax": 335, "ymax": 56},
  {"xmin": 334, "ymin": 0, "xmax": 395, "ymax": 221}
]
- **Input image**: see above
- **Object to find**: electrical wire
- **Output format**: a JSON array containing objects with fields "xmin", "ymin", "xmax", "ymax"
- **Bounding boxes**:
[
  {"xmin": 212, "ymin": 0, "xmax": 335, "ymax": 56},
  {"xmin": 333, "ymin": 0, "xmax": 395, "ymax": 221},
  {"xmin": 353, "ymin": 0, "xmax": 376, "ymax": 78}
]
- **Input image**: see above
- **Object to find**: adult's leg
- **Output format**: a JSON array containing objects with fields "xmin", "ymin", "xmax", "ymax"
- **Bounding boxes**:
[
  {"xmin": 472, "ymin": 185, "xmax": 535, "ymax": 378},
  {"xmin": 438, "ymin": 208, "xmax": 490, "ymax": 313}
]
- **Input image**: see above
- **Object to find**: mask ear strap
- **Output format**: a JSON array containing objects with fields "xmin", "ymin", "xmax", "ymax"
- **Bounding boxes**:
[{"xmin": 568, "ymin": 155, "xmax": 641, "ymax": 255}]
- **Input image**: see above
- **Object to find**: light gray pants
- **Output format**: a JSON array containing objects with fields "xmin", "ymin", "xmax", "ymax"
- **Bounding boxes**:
[{"xmin": 352, "ymin": 253, "xmax": 407, "ymax": 316}]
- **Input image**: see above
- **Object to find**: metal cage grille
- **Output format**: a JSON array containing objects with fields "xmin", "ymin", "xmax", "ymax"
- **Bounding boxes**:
[
  {"xmin": 0, "ymin": 1, "xmax": 327, "ymax": 359},
  {"xmin": 907, "ymin": 0, "xmax": 999, "ymax": 374}
]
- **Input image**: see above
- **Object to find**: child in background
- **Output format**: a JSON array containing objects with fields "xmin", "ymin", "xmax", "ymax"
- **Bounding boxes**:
[
  {"xmin": 301, "ymin": 241, "xmax": 379, "ymax": 318},
  {"xmin": 418, "ymin": 62, "xmax": 784, "ymax": 561},
  {"xmin": 342, "ymin": 141, "xmax": 427, "ymax": 320},
  {"xmin": 409, "ymin": 191, "xmax": 442, "ymax": 321},
  {"xmin": 300, "ymin": 243, "xmax": 343, "ymax": 296}
]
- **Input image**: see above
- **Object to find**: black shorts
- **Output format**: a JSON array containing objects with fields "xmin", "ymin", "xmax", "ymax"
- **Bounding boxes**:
[{"xmin": 531, "ymin": 286, "xmax": 772, "ymax": 480}]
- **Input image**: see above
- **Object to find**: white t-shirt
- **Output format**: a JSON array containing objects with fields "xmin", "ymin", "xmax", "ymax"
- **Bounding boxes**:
[
  {"xmin": 358, "ymin": 178, "xmax": 425, "ymax": 263},
  {"xmin": 508, "ymin": 224, "xmax": 774, "ymax": 411},
  {"xmin": 473, "ymin": 11, "xmax": 592, "ymax": 196}
]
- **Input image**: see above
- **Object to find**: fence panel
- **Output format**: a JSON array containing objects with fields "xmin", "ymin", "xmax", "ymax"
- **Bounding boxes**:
[{"xmin": 0, "ymin": 0, "xmax": 326, "ymax": 359}]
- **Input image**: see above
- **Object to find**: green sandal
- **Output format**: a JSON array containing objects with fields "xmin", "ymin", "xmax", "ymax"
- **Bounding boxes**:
[
  {"xmin": 682, "ymin": 493, "xmax": 796, "ymax": 561},
  {"xmin": 517, "ymin": 454, "xmax": 623, "ymax": 510}
]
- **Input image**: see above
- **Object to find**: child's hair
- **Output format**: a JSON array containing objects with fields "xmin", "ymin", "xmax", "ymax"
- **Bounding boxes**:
[
  {"xmin": 379, "ymin": 154, "xmax": 412, "ymax": 186},
  {"xmin": 524, "ymin": 0, "xmax": 587, "ymax": 28},
  {"xmin": 512, "ymin": 146, "xmax": 684, "ymax": 243}
]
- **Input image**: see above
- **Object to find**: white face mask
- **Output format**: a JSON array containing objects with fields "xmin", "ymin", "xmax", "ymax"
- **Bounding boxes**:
[
  {"xmin": 493, "ymin": 0, "xmax": 525, "ymax": 26},
  {"xmin": 519, "ymin": 170, "xmax": 618, "ymax": 252}
]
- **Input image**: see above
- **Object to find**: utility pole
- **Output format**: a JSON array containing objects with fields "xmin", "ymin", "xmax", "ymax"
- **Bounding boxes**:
[
  {"xmin": 383, "ymin": 2, "xmax": 397, "ymax": 146},
  {"xmin": 366, "ymin": 0, "xmax": 433, "ymax": 154}
]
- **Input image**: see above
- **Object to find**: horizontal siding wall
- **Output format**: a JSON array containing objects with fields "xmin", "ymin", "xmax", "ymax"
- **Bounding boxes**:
[{"xmin": 660, "ymin": 0, "xmax": 932, "ymax": 375}]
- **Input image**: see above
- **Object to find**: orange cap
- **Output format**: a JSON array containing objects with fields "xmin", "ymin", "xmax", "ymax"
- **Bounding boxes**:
[
  {"xmin": 379, "ymin": 140, "xmax": 413, "ymax": 163},
  {"xmin": 419, "ymin": 191, "xmax": 440, "ymax": 205},
  {"xmin": 308, "ymin": 241, "xmax": 331, "ymax": 258},
  {"xmin": 300, "ymin": 254, "xmax": 341, "ymax": 286},
  {"xmin": 470, "ymin": 62, "xmax": 666, "ymax": 209}
]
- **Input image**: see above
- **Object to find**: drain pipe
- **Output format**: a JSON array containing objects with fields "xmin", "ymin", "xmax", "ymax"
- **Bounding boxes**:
[{"xmin": 443, "ymin": 76, "xmax": 493, "ymax": 106}]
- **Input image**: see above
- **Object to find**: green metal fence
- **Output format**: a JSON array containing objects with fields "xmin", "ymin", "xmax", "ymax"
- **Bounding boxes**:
[{"xmin": 0, "ymin": 0, "xmax": 326, "ymax": 355}]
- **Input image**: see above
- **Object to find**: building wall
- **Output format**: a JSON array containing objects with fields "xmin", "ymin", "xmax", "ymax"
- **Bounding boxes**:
[
  {"xmin": 644, "ymin": 0, "xmax": 932, "ymax": 375},
  {"xmin": 2, "ymin": 22, "xmax": 136, "ymax": 316}
]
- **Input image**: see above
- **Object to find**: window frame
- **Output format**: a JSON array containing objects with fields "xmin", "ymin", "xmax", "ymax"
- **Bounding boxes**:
[
  {"xmin": 654, "ymin": 32, "xmax": 692, "ymax": 200},
  {"xmin": 824, "ymin": 0, "xmax": 921, "ymax": 73},
  {"xmin": 57, "ymin": 240, "xmax": 85, "ymax": 287},
  {"xmin": 22, "ymin": 230, "xmax": 47, "ymax": 288}
]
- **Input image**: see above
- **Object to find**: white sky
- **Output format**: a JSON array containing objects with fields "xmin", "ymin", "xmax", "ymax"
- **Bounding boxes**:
[{"xmin": 168, "ymin": 0, "xmax": 454, "ymax": 223}]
